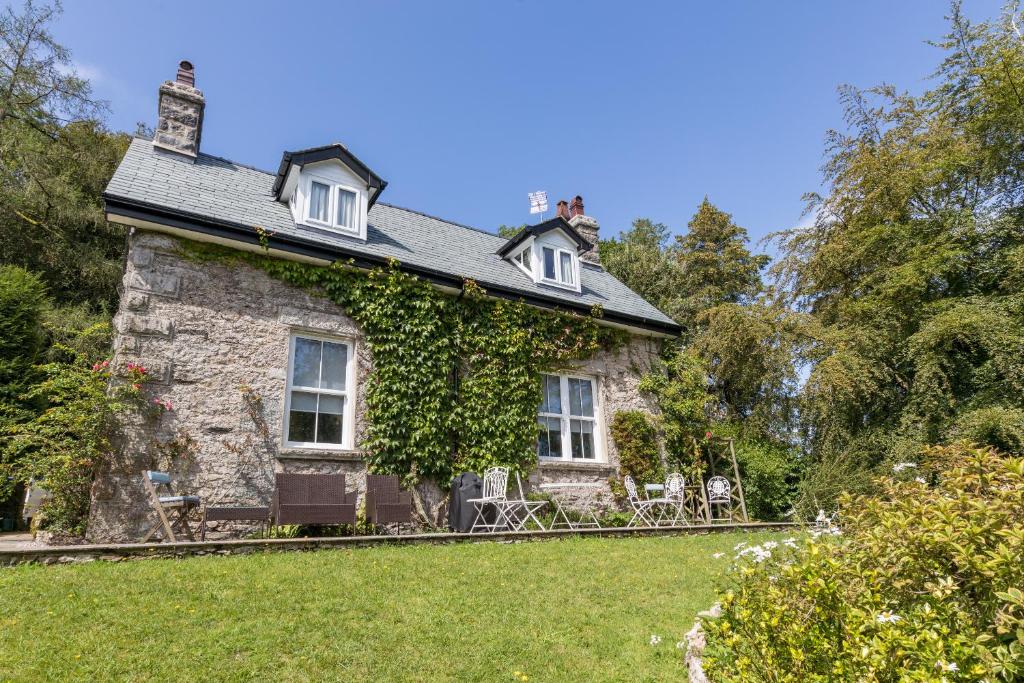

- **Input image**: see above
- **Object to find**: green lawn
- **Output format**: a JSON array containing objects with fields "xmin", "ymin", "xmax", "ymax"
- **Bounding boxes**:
[{"xmin": 0, "ymin": 532, "xmax": 776, "ymax": 682}]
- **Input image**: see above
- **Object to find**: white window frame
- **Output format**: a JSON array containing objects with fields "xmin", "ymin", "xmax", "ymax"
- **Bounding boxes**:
[
  {"xmin": 539, "ymin": 245, "xmax": 580, "ymax": 291},
  {"xmin": 300, "ymin": 172, "xmax": 364, "ymax": 237},
  {"xmin": 282, "ymin": 332, "xmax": 357, "ymax": 450},
  {"xmin": 537, "ymin": 372, "xmax": 604, "ymax": 463}
]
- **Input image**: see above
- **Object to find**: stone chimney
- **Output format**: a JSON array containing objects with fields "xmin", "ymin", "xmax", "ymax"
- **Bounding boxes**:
[
  {"xmin": 567, "ymin": 195, "xmax": 600, "ymax": 264},
  {"xmin": 556, "ymin": 199, "xmax": 570, "ymax": 220},
  {"xmin": 153, "ymin": 60, "xmax": 205, "ymax": 159}
]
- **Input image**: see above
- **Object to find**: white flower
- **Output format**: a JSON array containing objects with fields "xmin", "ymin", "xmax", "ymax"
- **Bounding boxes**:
[
  {"xmin": 936, "ymin": 661, "xmax": 959, "ymax": 672},
  {"xmin": 782, "ymin": 537, "xmax": 799, "ymax": 548},
  {"xmin": 712, "ymin": 552, "xmax": 724, "ymax": 559},
  {"xmin": 892, "ymin": 462, "xmax": 917, "ymax": 473},
  {"xmin": 915, "ymin": 477, "xmax": 926, "ymax": 484},
  {"xmin": 762, "ymin": 541, "xmax": 778, "ymax": 550},
  {"xmin": 734, "ymin": 542, "xmax": 747, "ymax": 551},
  {"xmin": 876, "ymin": 611, "xmax": 901, "ymax": 624},
  {"xmin": 676, "ymin": 641, "xmax": 686, "ymax": 650},
  {"xmin": 649, "ymin": 634, "xmax": 661, "ymax": 646}
]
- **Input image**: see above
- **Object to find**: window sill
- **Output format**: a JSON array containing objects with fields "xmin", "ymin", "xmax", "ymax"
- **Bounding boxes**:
[
  {"xmin": 298, "ymin": 220, "xmax": 365, "ymax": 240},
  {"xmin": 277, "ymin": 448, "xmax": 364, "ymax": 462},
  {"xmin": 538, "ymin": 278, "xmax": 580, "ymax": 293},
  {"xmin": 538, "ymin": 460, "xmax": 615, "ymax": 473}
]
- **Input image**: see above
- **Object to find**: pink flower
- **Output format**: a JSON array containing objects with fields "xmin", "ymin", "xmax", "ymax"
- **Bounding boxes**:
[{"xmin": 705, "ymin": 431, "xmax": 713, "ymax": 440}]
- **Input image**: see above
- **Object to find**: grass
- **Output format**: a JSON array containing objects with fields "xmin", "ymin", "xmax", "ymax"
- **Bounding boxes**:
[{"xmin": 0, "ymin": 531, "xmax": 778, "ymax": 681}]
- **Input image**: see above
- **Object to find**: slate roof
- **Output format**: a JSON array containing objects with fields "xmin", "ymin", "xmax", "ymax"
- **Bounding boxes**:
[{"xmin": 104, "ymin": 138, "xmax": 680, "ymax": 334}]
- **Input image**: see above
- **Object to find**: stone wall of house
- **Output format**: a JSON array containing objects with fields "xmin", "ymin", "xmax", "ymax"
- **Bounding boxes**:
[{"xmin": 86, "ymin": 230, "xmax": 663, "ymax": 542}]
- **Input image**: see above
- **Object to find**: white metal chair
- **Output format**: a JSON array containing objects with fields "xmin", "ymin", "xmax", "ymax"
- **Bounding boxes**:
[
  {"xmin": 624, "ymin": 475, "xmax": 659, "ymax": 528},
  {"xmin": 658, "ymin": 473, "xmax": 689, "ymax": 526},
  {"xmin": 468, "ymin": 467, "xmax": 511, "ymax": 532},
  {"xmin": 503, "ymin": 473, "xmax": 547, "ymax": 531},
  {"xmin": 707, "ymin": 476, "xmax": 734, "ymax": 523}
]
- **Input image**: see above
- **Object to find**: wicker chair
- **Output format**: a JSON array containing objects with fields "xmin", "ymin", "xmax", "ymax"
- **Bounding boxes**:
[
  {"xmin": 271, "ymin": 473, "xmax": 357, "ymax": 528},
  {"xmin": 365, "ymin": 474, "xmax": 413, "ymax": 533}
]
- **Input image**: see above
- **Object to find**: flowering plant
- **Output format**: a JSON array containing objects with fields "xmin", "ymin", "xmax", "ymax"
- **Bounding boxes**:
[{"xmin": 702, "ymin": 443, "xmax": 1024, "ymax": 681}]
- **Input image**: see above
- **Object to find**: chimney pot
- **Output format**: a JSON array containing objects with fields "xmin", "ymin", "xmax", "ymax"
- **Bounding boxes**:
[
  {"xmin": 176, "ymin": 60, "xmax": 195, "ymax": 86},
  {"xmin": 569, "ymin": 195, "xmax": 585, "ymax": 219},
  {"xmin": 556, "ymin": 200, "xmax": 570, "ymax": 220}
]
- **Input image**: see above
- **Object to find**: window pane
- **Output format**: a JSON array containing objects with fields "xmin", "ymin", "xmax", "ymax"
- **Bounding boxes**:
[
  {"xmin": 570, "ymin": 419, "xmax": 595, "ymax": 459},
  {"xmin": 543, "ymin": 247, "xmax": 556, "ymax": 280},
  {"xmin": 337, "ymin": 188, "xmax": 356, "ymax": 228},
  {"xmin": 292, "ymin": 338, "xmax": 322, "ymax": 388},
  {"xmin": 288, "ymin": 391, "xmax": 317, "ymax": 443},
  {"xmin": 291, "ymin": 391, "xmax": 318, "ymax": 412},
  {"xmin": 520, "ymin": 248, "xmax": 532, "ymax": 272},
  {"xmin": 537, "ymin": 418, "xmax": 551, "ymax": 458},
  {"xmin": 316, "ymin": 412, "xmax": 343, "ymax": 444},
  {"xmin": 318, "ymin": 394, "xmax": 344, "ymax": 415},
  {"xmin": 569, "ymin": 378, "xmax": 584, "ymax": 416},
  {"xmin": 546, "ymin": 417, "xmax": 562, "ymax": 458},
  {"xmin": 321, "ymin": 342, "xmax": 348, "ymax": 390},
  {"xmin": 560, "ymin": 251, "xmax": 574, "ymax": 284},
  {"xmin": 539, "ymin": 374, "xmax": 561, "ymax": 414},
  {"xmin": 309, "ymin": 181, "xmax": 330, "ymax": 223},
  {"xmin": 580, "ymin": 379, "xmax": 594, "ymax": 417}
]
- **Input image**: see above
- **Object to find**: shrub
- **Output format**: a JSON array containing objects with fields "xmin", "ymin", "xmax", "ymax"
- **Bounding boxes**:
[
  {"xmin": 608, "ymin": 410, "xmax": 663, "ymax": 500},
  {"xmin": 731, "ymin": 438, "xmax": 799, "ymax": 521},
  {"xmin": 1, "ymin": 326, "xmax": 165, "ymax": 534},
  {"xmin": 702, "ymin": 443, "xmax": 1024, "ymax": 681}
]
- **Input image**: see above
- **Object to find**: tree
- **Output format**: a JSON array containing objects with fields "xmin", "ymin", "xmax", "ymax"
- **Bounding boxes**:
[
  {"xmin": 599, "ymin": 218, "xmax": 684, "ymax": 318},
  {"xmin": 0, "ymin": 0, "xmax": 129, "ymax": 309},
  {"xmin": 772, "ymin": 1, "xmax": 1024, "ymax": 480},
  {"xmin": 673, "ymin": 199, "xmax": 769, "ymax": 330}
]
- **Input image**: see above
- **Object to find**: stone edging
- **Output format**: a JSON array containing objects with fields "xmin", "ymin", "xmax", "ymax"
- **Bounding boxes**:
[
  {"xmin": 685, "ymin": 603, "xmax": 722, "ymax": 683},
  {"xmin": 0, "ymin": 522, "xmax": 798, "ymax": 567}
]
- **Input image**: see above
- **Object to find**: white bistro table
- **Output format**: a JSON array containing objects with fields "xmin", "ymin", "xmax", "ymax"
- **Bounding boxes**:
[{"xmin": 538, "ymin": 482, "xmax": 603, "ymax": 530}]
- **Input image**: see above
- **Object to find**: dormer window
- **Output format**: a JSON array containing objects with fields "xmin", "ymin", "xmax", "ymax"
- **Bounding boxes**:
[
  {"xmin": 497, "ymin": 217, "xmax": 590, "ymax": 294},
  {"xmin": 273, "ymin": 143, "xmax": 388, "ymax": 243}
]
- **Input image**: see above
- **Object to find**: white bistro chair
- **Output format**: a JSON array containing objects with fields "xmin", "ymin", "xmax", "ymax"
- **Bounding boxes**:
[
  {"xmin": 658, "ymin": 473, "xmax": 689, "ymax": 526},
  {"xmin": 502, "ymin": 473, "xmax": 547, "ymax": 531},
  {"xmin": 707, "ymin": 476, "xmax": 734, "ymax": 523},
  {"xmin": 624, "ymin": 475, "xmax": 659, "ymax": 528},
  {"xmin": 468, "ymin": 467, "xmax": 510, "ymax": 532}
]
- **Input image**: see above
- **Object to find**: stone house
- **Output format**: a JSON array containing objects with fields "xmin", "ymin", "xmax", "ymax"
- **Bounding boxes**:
[{"xmin": 90, "ymin": 61, "xmax": 680, "ymax": 541}]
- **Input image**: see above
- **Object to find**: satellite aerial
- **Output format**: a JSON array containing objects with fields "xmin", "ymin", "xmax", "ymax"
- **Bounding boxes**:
[{"xmin": 528, "ymin": 190, "xmax": 548, "ymax": 216}]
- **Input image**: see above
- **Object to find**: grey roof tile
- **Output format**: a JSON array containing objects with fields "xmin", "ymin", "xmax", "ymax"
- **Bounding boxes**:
[{"xmin": 105, "ymin": 138, "xmax": 678, "ymax": 331}]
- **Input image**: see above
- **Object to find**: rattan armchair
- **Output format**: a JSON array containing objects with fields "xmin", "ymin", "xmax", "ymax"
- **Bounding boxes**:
[
  {"xmin": 365, "ymin": 474, "xmax": 413, "ymax": 533},
  {"xmin": 271, "ymin": 473, "xmax": 357, "ymax": 528}
]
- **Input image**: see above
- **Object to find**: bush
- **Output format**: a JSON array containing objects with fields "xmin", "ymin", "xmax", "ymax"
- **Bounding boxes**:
[
  {"xmin": 731, "ymin": 438, "xmax": 799, "ymax": 521},
  {"xmin": 702, "ymin": 443, "xmax": 1024, "ymax": 681},
  {"xmin": 608, "ymin": 410, "xmax": 663, "ymax": 500}
]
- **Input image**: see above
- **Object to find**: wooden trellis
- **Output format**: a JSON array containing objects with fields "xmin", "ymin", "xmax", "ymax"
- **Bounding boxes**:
[{"xmin": 690, "ymin": 436, "xmax": 749, "ymax": 523}]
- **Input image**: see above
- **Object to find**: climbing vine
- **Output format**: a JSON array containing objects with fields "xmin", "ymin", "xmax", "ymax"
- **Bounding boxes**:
[{"xmin": 183, "ymin": 240, "xmax": 624, "ymax": 484}]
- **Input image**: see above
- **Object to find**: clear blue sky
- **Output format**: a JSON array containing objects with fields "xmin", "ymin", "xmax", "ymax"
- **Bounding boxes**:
[{"xmin": 53, "ymin": 0, "xmax": 1003, "ymax": 248}]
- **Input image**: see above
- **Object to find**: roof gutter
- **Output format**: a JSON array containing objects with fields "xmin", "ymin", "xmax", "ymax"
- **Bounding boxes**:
[{"xmin": 102, "ymin": 194, "xmax": 682, "ymax": 336}]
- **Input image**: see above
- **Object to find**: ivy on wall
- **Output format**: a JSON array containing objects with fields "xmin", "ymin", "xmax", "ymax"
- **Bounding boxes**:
[{"xmin": 183, "ymin": 240, "xmax": 624, "ymax": 484}]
